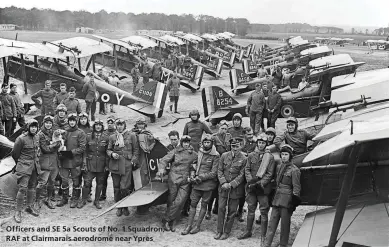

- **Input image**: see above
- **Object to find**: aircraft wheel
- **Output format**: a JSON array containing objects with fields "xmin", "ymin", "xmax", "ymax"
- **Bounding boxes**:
[
  {"xmin": 24, "ymin": 103, "xmax": 31, "ymax": 114},
  {"xmin": 150, "ymin": 115, "xmax": 156, "ymax": 123},
  {"xmin": 281, "ymin": 104, "xmax": 294, "ymax": 118},
  {"xmin": 191, "ymin": 89, "xmax": 197, "ymax": 93}
]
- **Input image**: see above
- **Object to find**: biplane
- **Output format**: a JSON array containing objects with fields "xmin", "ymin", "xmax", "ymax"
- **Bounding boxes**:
[
  {"xmin": 172, "ymin": 34, "xmax": 223, "ymax": 78},
  {"xmin": 366, "ymin": 39, "xmax": 389, "ymax": 51},
  {"xmin": 243, "ymin": 46, "xmax": 333, "ymax": 77},
  {"xmin": 287, "ymin": 72, "xmax": 389, "ymax": 246},
  {"xmin": 225, "ymin": 54, "xmax": 365, "ymax": 118},
  {"xmin": 0, "ymin": 37, "xmax": 168, "ymax": 122},
  {"xmin": 93, "ymin": 35, "xmax": 204, "ymax": 92}
]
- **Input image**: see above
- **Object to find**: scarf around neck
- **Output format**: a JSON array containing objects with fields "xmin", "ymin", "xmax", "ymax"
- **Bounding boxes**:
[{"xmin": 115, "ymin": 129, "xmax": 129, "ymax": 148}]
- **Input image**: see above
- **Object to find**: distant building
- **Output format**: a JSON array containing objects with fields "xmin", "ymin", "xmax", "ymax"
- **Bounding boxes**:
[
  {"xmin": 76, "ymin": 27, "xmax": 94, "ymax": 34},
  {"xmin": 0, "ymin": 24, "xmax": 16, "ymax": 31}
]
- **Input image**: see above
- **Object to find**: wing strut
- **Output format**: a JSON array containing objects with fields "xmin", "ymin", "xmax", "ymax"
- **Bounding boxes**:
[{"xmin": 328, "ymin": 143, "xmax": 362, "ymax": 247}]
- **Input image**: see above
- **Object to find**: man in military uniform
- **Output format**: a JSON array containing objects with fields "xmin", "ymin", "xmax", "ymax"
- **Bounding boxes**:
[
  {"xmin": 246, "ymin": 82, "xmax": 266, "ymax": 135},
  {"xmin": 263, "ymin": 144, "xmax": 301, "ymax": 247},
  {"xmin": 36, "ymin": 115, "xmax": 61, "ymax": 211},
  {"xmin": 270, "ymin": 117, "xmax": 315, "ymax": 155},
  {"xmin": 166, "ymin": 72, "xmax": 180, "ymax": 113},
  {"xmin": 267, "ymin": 85, "xmax": 282, "ymax": 128},
  {"xmin": 56, "ymin": 113, "xmax": 87, "ymax": 208},
  {"xmin": 130, "ymin": 63, "xmax": 141, "ymax": 92},
  {"xmin": 100, "ymin": 116, "xmax": 116, "ymax": 201},
  {"xmin": 107, "ymin": 119, "xmax": 139, "ymax": 217},
  {"xmin": 157, "ymin": 135, "xmax": 197, "ymax": 232},
  {"xmin": 240, "ymin": 127, "xmax": 257, "ymax": 155},
  {"xmin": 141, "ymin": 60, "xmax": 152, "ymax": 84},
  {"xmin": 12, "ymin": 119, "xmax": 40, "ymax": 223},
  {"xmin": 206, "ymin": 120, "xmax": 231, "ymax": 220},
  {"xmin": 181, "ymin": 135, "xmax": 219, "ymax": 235},
  {"xmin": 53, "ymin": 83, "xmax": 69, "ymax": 109},
  {"xmin": 227, "ymin": 113, "xmax": 245, "ymax": 140},
  {"xmin": 238, "ymin": 134, "xmax": 275, "ymax": 244},
  {"xmin": 183, "ymin": 109, "xmax": 212, "ymax": 152},
  {"xmin": 167, "ymin": 130, "xmax": 180, "ymax": 151},
  {"xmin": 62, "ymin": 87, "xmax": 82, "ymax": 115},
  {"xmin": 31, "ymin": 80, "xmax": 57, "ymax": 116},
  {"xmin": 0, "ymin": 83, "xmax": 17, "ymax": 137},
  {"xmin": 78, "ymin": 120, "xmax": 108, "ymax": 209},
  {"xmin": 215, "ymin": 138, "xmax": 246, "ymax": 240},
  {"xmin": 53, "ymin": 104, "xmax": 69, "ymax": 131},
  {"xmin": 9, "ymin": 83, "xmax": 26, "ymax": 135}
]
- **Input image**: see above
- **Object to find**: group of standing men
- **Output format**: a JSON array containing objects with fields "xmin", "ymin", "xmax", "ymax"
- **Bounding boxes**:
[{"xmin": 155, "ymin": 109, "xmax": 314, "ymax": 247}]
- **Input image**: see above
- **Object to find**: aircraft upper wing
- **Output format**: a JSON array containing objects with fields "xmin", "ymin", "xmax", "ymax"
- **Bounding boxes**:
[
  {"xmin": 0, "ymin": 38, "xmax": 71, "ymax": 59},
  {"xmin": 51, "ymin": 37, "xmax": 112, "ymax": 58},
  {"xmin": 0, "ymin": 46, "xmax": 18, "ymax": 58},
  {"xmin": 120, "ymin": 36, "xmax": 158, "ymax": 49},
  {"xmin": 303, "ymin": 115, "xmax": 389, "ymax": 163},
  {"xmin": 92, "ymin": 35, "xmax": 137, "ymax": 52},
  {"xmin": 160, "ymin": 35, "xmax": 185, "ymax": 46}
]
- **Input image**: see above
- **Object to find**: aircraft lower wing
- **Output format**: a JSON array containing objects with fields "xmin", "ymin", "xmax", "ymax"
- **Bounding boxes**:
[
  {"xmin": 94, "ymin": 182, "xmax": 168, "ymax": 219},
  {"xmin": 207, "ymin": 110, "xmax": 231, "ymax": 120},
  {"xmin": 293, "ymin": 202, "xmax": 389, "ymax": 247},
  {"xmin": 0, "ymin": 157, "xmax": 17, "ymax": 199},
  {"xmin": 128, "ymin": 103, "xmax": 160, "ymax": 116},
  {"xmin": 116, "ymin": 182, "xmax": 168, "ymax": 208}
]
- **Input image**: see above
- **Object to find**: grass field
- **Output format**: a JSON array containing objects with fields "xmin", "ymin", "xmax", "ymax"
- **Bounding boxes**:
[{"xmin": 0, "ymin": 30, "xmax": 388, "ymax": 247}]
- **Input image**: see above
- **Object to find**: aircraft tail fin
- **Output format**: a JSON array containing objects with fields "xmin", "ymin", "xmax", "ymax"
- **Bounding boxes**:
[
  {"xmin": 132, "ymin": 80, "xmax": 168, "ymax": 118},
  {"xmin": 224, "ymin": 51, "xmax": 236, "ymax": 67},
  {"xmin": 206, "ymin": 58, "xmax": 223, "ymax": 75},
  {"xmin": 182, "ymin": 65, "xmax": 204, "ymax": 87},
  {"xmin": 202, "ymin": 86, "xmax": 239, "ymax": 118},
  {"xmin": 242, "ymin": 59, "xmax": 258, "ymax": 75},
  {"xmin": 229, "ymin": 68, "xmax": 252, "ymax": 90}
]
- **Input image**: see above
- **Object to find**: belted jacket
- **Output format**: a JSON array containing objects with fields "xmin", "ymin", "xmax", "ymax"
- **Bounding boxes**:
[
  {"xmin": 192, "ymin": 146, "xmax": 219, "ymax": 191},
  {"xmin": 62, "ymin": 126, "xmax": 86, "ymax": 169},
  {"xmin": 218, "ymin": 151, "xmax": 246, "ymax": 199},
  {"xmin": 106, "ymin": 130, "xmax": 139, "ymax": 175},
  {"xmin": 245, "ymin": 150, "xmax": 275, "ymax": 195},
  {"xmin": 270, "ymin": 161, "xmax": 301, "ymax": 208},
  {"xmin": 12, "ymin": 133, "xmax": 41, "ymax": 175},
  {"xmin": 86, "ymin": 132, "xmax": 109, "ymax": 172},
  {"xmin": 158, "ymin": 145, "xmax": 197, "ymax": 186}
]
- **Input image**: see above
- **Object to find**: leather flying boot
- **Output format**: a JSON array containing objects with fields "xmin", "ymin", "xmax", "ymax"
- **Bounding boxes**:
[
  {"xmin": 94, "ymin": 185, "xmax": 102, "ymax": 209},
  {"xmin": 94, "ymin": 200, "xmax": 102, "ymax": 209},
  {"xmin": 162, "ymin": 219, "xmax": 171, "ymax": 231},
  {"xmin": 25, "ymin": 189, "xmax": 39, "ymax": 217},
  {"xmin": 260, "ymin": 219, "xmax": 268, "ymax": 246},
  {"xmin": 34, "ymin": 188, "xmax": 43, "ymax": 214},
  {"xmin": 237, "ymin": 215, "xmax": 255, "ymax": 240},
  {"xmin": 169, "ymin": 220, "xmax": 176, "ymax": 232},
  {"xmin": 99, "ymin": 186, "xmax": 107, "ymax": 201},
  {"xmin": 77, "ymin": 187, "xmax": 90, "ymax": 209},
  {"xmin": 214, "ymin": 232, "xmax": 223, "ymax": 240},
  {"xmin": 116, "ymin": 208, "xmax": 123, "ymax": 217},
  {"xmin": 122, "ymin": 207, "xmax": 130, "ymax": 216},
  {"xmin": 219, "ymin": 232, "xmax": 230, "ymax": 240},
  {"xmin": 57, "ymin": 187, "xmax": 69, "ymax": 207},
  {"xmin": 14, "ymin": 211, "xmax": 22, "ymax": 223},
  {"xmin": 70, "ymin": 187, "xmax": 81, "ymax": 208},
  {"xmin": 181, "ymin": 209, "xmax": 196, "ymax": 235},
  {"xmin": 44, "ymin": 186, "xmax": 55, "ymax": 209},
  {"xmin": 205, "ymin": 210, "xmax": 212, "ymax": 220},
  {"xmin": 190, "ymin": 207, "xmax": 207, "ymax": 234}
]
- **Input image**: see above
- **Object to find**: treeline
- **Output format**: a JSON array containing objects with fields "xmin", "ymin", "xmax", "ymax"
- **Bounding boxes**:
[
  {"xmin": 0, "ymin": 6, "xmax": 251, "ymax": 35},
  {"xmin": 250, "ymin": 23, "xmax": 344, "ymax": 34}
]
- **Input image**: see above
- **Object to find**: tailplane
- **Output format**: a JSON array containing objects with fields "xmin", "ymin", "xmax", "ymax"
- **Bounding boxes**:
[{"xmin": 202, "ymin": 86, "xmax": 239, "ymax": 118}]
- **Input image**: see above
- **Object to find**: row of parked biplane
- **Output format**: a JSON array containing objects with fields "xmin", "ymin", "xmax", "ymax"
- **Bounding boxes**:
[{"xmin": 0, "ymin": 32, "xmax": 388, "ymax": 246}]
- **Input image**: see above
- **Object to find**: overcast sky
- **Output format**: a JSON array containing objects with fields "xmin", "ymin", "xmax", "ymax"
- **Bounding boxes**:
[{"xmin": 1, "ymin": 0, "xmax": 388, "ymax": 27}]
